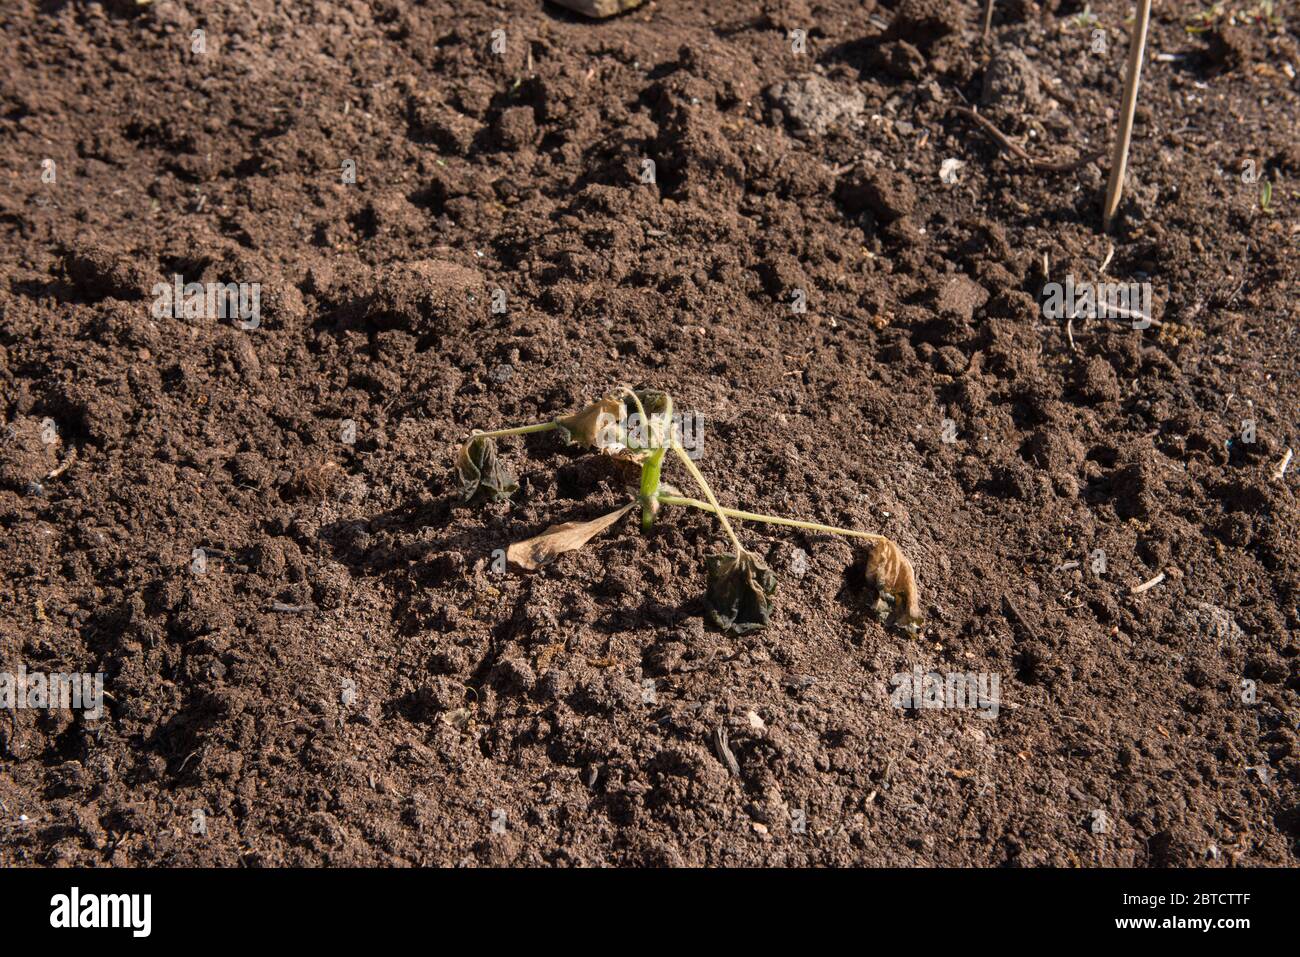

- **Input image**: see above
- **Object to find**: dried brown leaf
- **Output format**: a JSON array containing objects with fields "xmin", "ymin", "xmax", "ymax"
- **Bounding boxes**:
[
  {"xmin": 554, "ymin": 396, "xmax": 624, "ymax": 450},
  {"xmin": 506, "ymin": 503, "xmax": 635, "ymax": 570},
  {"xmin": 866, "ymin": 538, "xmax": 922, "ymax": 634}
]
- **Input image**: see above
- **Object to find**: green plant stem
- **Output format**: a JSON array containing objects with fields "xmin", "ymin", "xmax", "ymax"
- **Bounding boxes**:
[
  {"xmin": 638, "ymin": 446, "xmax": 666, "ymax": 532},
  {"xmin": 657, "ymin": 494, "xmax": 888, "ymax": 545},
  {"xmin": 668, "ymin": 443, "xmax": 745, "ymax": 556},
  {"xmin": 617, "ymin": 385, "xmax": 649, "ymax": 438},
  {"xmin": 617, "ymin": 386, "xmax": 673, "ymax": 532},
  {"xmin": 656, "ymin": 394, "xmax": 673, "ymax": 449},
  {"xmin": 472, "ymin": 422, "xmax": 559, "ymax": 440}
]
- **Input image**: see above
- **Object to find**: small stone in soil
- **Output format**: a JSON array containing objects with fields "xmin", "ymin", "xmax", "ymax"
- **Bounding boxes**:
[
  {"xmin": 766, "ymin": 75, "xmax": 865, "ymax": 137},
  {"xmin": 788, "ymin": 547, "xmax": 809, "ymax": 579},
  {"xmin": 550, "ymin": 0, "xmax": 643, "ymax": 18}
]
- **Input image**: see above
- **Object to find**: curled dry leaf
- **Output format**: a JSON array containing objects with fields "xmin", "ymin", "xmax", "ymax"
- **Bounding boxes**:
[
  {"xmin": 507, "ymin": 502, "xmax": 635, "ymax": 570},
  {"xmin": 866, "ymin": 538, "xmax": 922, "ymax": 634},
  {"xmin": 455, "ymin": 434, "xmax": 518, "ymax": 502},
  {"xmin": 554, "ymin": 396, "xmax": 624, "ymax": 450},
  {"xmin": 705, "ymin": 551, "xmax": 777, "ymax": 636},
  {"xmin": 555, "ymin": 388, "xmax": 674, "ymax": 459}
]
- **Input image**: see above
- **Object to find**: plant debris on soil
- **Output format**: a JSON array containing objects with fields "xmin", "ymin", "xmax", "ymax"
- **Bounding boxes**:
[{"xmin": 0, "ymin": 0, "xmax": 1297, "ymax": 867}]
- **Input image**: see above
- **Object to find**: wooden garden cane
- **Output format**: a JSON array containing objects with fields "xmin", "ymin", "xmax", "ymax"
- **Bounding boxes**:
[{"xmin": 1103, "ymin": 0, "xmax": 1154, "ymax": 232}]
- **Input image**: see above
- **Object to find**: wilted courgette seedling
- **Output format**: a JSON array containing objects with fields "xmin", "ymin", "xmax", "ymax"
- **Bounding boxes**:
[
  {"xmin": 455, "ymin": 387, "xmax": 923, "ymax": 636},
  {"xmin": 455, "ymin": 434, "xmax": 518, "ymax": 502}
]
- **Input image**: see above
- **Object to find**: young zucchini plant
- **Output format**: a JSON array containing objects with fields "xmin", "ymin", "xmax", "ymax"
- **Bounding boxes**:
[{"xmin": 456, "ymin": 387, "xmax": 923, "ymax": 636}]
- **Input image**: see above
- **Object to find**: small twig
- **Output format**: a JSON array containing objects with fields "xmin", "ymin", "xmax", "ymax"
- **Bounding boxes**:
[
  {"xmin": 1272, "ymin": 448, "xmax": 1293, "ymax": 482},
  {"xmin": 176, "ymin": 748, "xmax": 203, "ymax": 775},
  {"xmin": 268, "ymin": 602, "xmax": 315, "ymax": 613},
  {"xmin": 711, "ymin": 725, "xmax": 740, "ymax": 777},
  {"xmin": 952, "ymin": 106, "xmax": 1033, "ymax": 162},
  {"xmin": 1067, "ymin": 301, "xmax": 1160, "ymax": 328},
  {"xmin": 1001, "ymin": 593, "xmax": 1040, "ymax": 642},
  {"xmin": 1033, "ymin": 150, "xmax": 1106, "ymax": 173},
  {"xmin": 982, "ymin": 0, "xmax": 995, "ymax": 42},
  {"xmin": 1129, "ymin": 572, "xmax": 1165, "ymax": 595},
  {"xmin": 950, "ymin": 106, "xmax": 1100, "ymax": 172},
  {"xmin": 1220, "ymin": 265, "xmax": 1250, "ymax": 314},
  {"xmin": 46, "ymin": 448, "xmax": 77, "ymax": 480},
  {"xmin": 1098, "ymin": 242, "xmax": 1115, "ymax": 276},
  {"xmin": 1103, "ymin": 0, "xmax": 1154, "ymax": 231}
]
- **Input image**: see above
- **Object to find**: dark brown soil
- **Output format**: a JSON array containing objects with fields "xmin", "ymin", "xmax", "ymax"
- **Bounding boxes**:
[{"xmin": 1, "ymin": 0, "xmax": 1298, "ymax": 867}]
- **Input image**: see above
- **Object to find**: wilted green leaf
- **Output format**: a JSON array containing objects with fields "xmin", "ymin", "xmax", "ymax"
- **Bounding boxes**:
[
  {"xmin": 455, "ymin": 434, "xmax": 517, "ymax": 502},
  {"xmin": 705, "ymin": 551, "xmax": 777, "ymax": 636}
]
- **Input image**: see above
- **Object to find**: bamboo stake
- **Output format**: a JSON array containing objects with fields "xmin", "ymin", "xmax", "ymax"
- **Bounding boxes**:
[{"xmin": 1102, "ymin": 0, "xmax": 1154, "ymax": 232}]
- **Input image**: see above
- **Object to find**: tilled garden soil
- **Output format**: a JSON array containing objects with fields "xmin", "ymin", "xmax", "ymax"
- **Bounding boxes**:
[{"xmin": 1, "ymin": 0, "xmax": 1297, "ymax": 866}]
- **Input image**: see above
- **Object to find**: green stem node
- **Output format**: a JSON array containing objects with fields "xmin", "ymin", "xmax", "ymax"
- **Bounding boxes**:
[{"xmin": 639, "ymin": 447, "xmax": 667, "ymax": 532}]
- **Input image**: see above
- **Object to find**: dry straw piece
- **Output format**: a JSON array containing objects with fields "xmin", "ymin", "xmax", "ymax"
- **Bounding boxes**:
[{"xmin": 1103, "ymin": 0, "xmax": 1154, "ymax": 231}]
